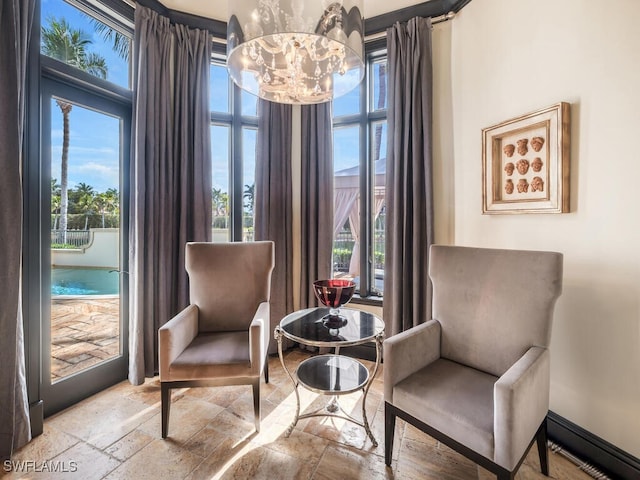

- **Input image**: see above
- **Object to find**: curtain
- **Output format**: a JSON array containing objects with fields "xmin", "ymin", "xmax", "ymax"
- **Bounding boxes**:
[
  {"xmin": 0, "ymin": 0, "xmax": 34, "ymax": 459},
  {"xmin": 300, "ymin": 103, "xmax": 334, "ymax": 308},
  {"xmin": 384, "ymin": 17, "xmax": 435, "ymax": 337},
  {"xmin": 129, "ymin": 6, "xmax": 211, "ymax": 384},
  {"xmin": 333, "ymin": 189, "xmax": 357, "ymax": 239},
  {"xmin": 347, "ymin": 199, "xmax": 360, "ymax": 276},
  {"xmin": 255, "ymin": 100, "xmax": 293, "ymax": 353},
  {"xmin": 347, "ymin": 195, "xmax": 386, "ymax": 276}
]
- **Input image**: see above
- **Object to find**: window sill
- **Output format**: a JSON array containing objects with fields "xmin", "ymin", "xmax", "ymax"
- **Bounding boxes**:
[{"xmin": 350, "ymin": 294, "xmax": 383, "ymax": 308}]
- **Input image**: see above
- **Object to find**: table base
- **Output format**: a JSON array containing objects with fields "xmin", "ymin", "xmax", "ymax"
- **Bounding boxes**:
[{"xmin": 274, "ymin": 329, "xmax": 383, "ymax": 447}]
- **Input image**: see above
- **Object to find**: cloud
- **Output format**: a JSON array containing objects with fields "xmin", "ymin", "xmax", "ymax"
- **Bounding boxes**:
[{"xmin": 65, "ymin": 162, "xmax": 119, "ymax": 192}]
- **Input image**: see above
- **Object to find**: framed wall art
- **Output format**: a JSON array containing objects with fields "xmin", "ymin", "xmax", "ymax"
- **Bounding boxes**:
[{"xmin": 482, "ymin": 102, "xmax": 570, "ymax": 214}]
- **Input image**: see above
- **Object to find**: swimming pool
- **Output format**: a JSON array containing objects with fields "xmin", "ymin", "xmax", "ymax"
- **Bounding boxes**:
[{"xmin": 51, "ymin": 268, "xmax": 119, "ymax": 296}]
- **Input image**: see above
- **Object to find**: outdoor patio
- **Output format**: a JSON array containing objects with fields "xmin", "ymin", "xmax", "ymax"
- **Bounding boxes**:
[{"xmin": 50, "ymin": 297, "xmax": 120, "ymax": 381}]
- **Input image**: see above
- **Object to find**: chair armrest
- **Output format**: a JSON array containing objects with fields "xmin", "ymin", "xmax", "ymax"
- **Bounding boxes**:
[
  {"xmin": 249, "ymin": 301, "xmax": 270, "ymax": 375},
  {"xmin": 494, "ymin": 346, "xmax": 550, "ymax": 471},
  {"xmin": 383, "ymin": 319, "xmax": 441, "ymax": 403},
  {"xmin": 158, "ymin": 304, "xmax": 199, "ymax": 381}
]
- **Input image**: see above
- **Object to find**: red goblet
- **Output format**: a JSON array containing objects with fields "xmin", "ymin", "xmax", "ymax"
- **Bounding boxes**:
[{"xmin": 312, "ymin": 279, "xmax": 355, "ymax": 330}]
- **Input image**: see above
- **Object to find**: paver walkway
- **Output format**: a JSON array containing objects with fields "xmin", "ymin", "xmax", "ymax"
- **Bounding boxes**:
[{"xmin": 50, "ymin": 297, "xmax": 120, "ymax": 381}]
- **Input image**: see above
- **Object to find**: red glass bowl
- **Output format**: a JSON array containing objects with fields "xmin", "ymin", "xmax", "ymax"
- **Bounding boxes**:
[{"xmin": 312, "ymin": 279, "xmax": 356, "ymax": 309}]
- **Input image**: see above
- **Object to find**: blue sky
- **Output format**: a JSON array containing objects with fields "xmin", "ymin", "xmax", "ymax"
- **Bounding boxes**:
[
  {"xmin": 50, "ymin": 100, "xmax": 121, "ymax": 192},
  {"xmin": 41, "ymin": 0, "xmax": 129, "ymax": 88},
  {"xmin": 210, "ymin": 64, "xmax": 258, "ymax": 194},
  {"xmin": 43, "ymin": 0, "xmax": 129, "ymax": 193},
  {"xmin": 43, "ymin": 0, "xmax": 379, "ymax": 195}
]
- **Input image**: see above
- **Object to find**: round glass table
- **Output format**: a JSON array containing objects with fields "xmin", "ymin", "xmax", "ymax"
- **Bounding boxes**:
[{"xmin": 274, "ymin": 307, "xmax": 385, "ymax": 445}]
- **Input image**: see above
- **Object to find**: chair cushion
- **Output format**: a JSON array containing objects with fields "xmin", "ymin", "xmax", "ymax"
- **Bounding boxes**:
[
  {"xmin": 429, "ymin": 245, "xmax": 563, "ymax": 377},
  {"xmin": 167, "ymin": 331, "xmax": 252, "ymax": 381},
  {"xmin": 393, "ymin": 358, "xmax": 497, "ymax": 460}
]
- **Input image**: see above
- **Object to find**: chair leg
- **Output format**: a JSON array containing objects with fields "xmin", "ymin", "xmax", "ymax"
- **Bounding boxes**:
[
  {"xmin": 161, "ymin": 383, "xmax": 171, "ymax": 439},
  {"xmin": 497, "ymin": 472, "xmax": 514, "ymax": 480},
  {"xmin": 385, "ymin": 402, "xmax": 396, "ymax": 466},
  {"xmin": 536, "ymin": 419, "xmax": 549, "ymax": 476},
  {"xmin": 264, "ymin": 355, "xmax": 269, "ymax": 384},
  {"xmin": 252, "ymin": 380, "xmax": 260, "ymax": 433}
]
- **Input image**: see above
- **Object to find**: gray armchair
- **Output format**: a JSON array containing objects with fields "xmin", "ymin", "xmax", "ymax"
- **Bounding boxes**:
[
  {"xmin": 159, "ymin": 241, "xmax": 275, "ymax": 438},
  {"xmin": 384, "ymin": 245, "xmax": 563, "ymax": 479}
]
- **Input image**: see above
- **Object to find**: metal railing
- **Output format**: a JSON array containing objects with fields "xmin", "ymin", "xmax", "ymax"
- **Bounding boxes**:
[
  {"xmin": 333, "ymin": 228, "xmax": 386, "ymax": 273},
  {"xmin": 51, "ymin": 230, "xmax": 91, "ymax": 248}
]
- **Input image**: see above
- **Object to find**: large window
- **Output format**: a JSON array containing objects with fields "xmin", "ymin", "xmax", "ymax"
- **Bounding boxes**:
[
  {"xmin": 332, "ymin": 49, "xmax": 387, "ymax": 299},
  {"xmin": 32, "ymin": 0, "xmax": 133, "ymax": 415},
  {"xmin": 210, "ymin": 59, "xmax": 258, "ymax": 242}
]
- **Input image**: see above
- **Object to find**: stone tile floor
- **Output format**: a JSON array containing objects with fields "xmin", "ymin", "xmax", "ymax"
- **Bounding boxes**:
[
  {"xmin": 6, "ymin": 349, "xmax": 593, "ymax": 479},
  {"xmin": 50, "ymin": 297, "xmax": 120, "ymax": 381}
]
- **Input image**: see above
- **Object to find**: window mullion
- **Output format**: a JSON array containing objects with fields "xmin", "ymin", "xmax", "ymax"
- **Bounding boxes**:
[
  {"xmin": 359, "ymin": 74, "xmax": 371, "ymax": 297},
  {"xmin": 231, "ymin": 84, "xmax": 243, "ymax": 241}
]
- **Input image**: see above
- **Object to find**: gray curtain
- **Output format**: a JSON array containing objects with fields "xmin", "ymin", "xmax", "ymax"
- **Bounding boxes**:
[
  {"xmin": 0, "ymin": 0, "xmax": 34, "ymax": 459},
  {"xmin": 300, "ymin": 103, "xmax": 334, "ymax": 307},
  {"xmin": 384, "ymin": 17, "xmax": 435, "ymax": 337},
  {"xmin": 129, "ymin": 6, "xmax": 212, "ymax": 384},
  {"xmin": 255, "ymin": 100, "xmax": 293, "ymax": 353}
]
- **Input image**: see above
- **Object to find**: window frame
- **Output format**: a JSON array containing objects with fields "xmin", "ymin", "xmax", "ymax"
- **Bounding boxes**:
[
  {"xmin": 332, "ymin": 42, "xmax": 387, "ymax": 302},
  {"xmin": 24, "ymin": 0, "xmax": 134, "ymax": 431},
  {"xmin": 210, "ymin": 55, "xmax": 258, "ymax": 242}
]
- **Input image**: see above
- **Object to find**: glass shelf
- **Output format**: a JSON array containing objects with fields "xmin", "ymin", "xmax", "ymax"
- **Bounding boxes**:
[
  {"xmin": 279, "ymin": 307, "xmax": 384, "ymax": 347},
  {"xmin": 296, "ymin": 354, "xmax": 369, "ymax": 395}
]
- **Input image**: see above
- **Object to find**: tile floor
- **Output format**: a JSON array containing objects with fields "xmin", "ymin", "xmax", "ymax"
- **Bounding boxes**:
[{"xmin": 6, "ymin": 349, "xmax": 593, "ymax": 480}]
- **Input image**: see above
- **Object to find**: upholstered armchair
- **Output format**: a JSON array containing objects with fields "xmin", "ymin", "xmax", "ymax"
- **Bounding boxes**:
[
  {"xmin": 384, "ymin": 245, "xmax": 563, "ymax": 479},
  {"xmin": 159, "ymin": 241, "xmax": 275, "ymax": 438}
]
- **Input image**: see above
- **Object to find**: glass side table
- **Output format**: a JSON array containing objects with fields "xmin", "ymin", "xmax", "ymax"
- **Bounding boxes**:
[{"xmin": 274, "ymin": 307, "xmax": 385, "ymax": 445}]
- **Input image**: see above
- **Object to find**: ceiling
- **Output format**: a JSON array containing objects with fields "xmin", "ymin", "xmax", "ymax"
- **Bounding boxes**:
[{"xmin": 156, "ymin": 0, "xmax": 436, "ymax": 23}]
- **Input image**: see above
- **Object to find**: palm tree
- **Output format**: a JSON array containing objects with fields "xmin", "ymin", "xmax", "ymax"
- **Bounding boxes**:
[
  {"xmin": 243, "ymin": 183, "xmax": 255, "ymax": 214},
  {"xmin": 41, "ymin": 17, "xmax": 108, "ymax": 240},
  {"xmin": 51, "ymin": 178, "xmax": 61, "ymax": 230},
  {"xmin": 211, "ymin": 188, "xmax": 229, "ymax": 216},
  {"xmin": 103, "ymin": 188, "xmax": 120, "ymax": 217},
  {"xmin": 89, "ymin": 19, "xmax": 130, "ymax": 61},
  {"xmin": 96, "ymin": 188, "xmax": 120, "ymax": 228},
  {"xmin": 74, "ymin": 182, "xmax": 96, "ymax": 230}
]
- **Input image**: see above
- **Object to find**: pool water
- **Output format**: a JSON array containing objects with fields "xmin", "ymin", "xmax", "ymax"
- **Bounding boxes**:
[{"xmin": 51, "ymin": 268, "xmax": 119, "ymax": 296}]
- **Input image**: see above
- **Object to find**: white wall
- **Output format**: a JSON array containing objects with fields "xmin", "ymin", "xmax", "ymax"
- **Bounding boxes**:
[
  {"xmin": 449, "ymin": 0, "xmax": 640, "ymax": 457},
  {"xmin": 51, "ymin": 229, "xmax": 119, "ymax": 269}
]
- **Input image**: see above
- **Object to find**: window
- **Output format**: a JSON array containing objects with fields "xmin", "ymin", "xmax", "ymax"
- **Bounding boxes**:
[
  {"xmin": 210, "ymin": 59, "xmax": 258, "ymax": 242},
  {"xmin": 332, "ymin": 48, "xmax": 387, "ymax": 299},
  {"xmin": 32, "ymin": 0, "xmax": 133, "ymax": 414},
  {"xmin": 41, "ymin": 0, "xmax": 132, "ymax": 89}
]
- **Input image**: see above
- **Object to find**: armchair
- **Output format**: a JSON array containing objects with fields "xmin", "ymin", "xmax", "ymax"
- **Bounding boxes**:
[
  {"xmin": 384, "ymin": 245, "xmax": 563, "ymax": 479},
  {"xmin": 159, "ymin": 241, "xmax": 275, "ymax": 438}
]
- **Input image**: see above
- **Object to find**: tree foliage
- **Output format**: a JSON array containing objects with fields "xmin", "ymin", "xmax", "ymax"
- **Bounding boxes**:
[
  {"xmin": 51, "ymin": 179, "xmax": 120, "ymax": 230},
  {"xmin": 41, "ymin": 17, "xmax": 108, "ymax": 79}
]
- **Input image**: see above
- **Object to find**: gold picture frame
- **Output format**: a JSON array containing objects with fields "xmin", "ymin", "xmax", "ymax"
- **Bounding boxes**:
[{"xmin": 482, "ymin": 102, "xmax": 570, "ymax": 214}]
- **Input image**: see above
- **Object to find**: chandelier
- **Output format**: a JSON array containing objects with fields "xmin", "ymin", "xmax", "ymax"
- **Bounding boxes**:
[{"xmin": 227, "ymin": 0, "xmax": 364, "ymax": 104}]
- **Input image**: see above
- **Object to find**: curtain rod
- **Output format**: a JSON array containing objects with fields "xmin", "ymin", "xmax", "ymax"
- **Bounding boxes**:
[{"xmin": 364, "ymin": 11, "xmax": 455, "ymax": 41}]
